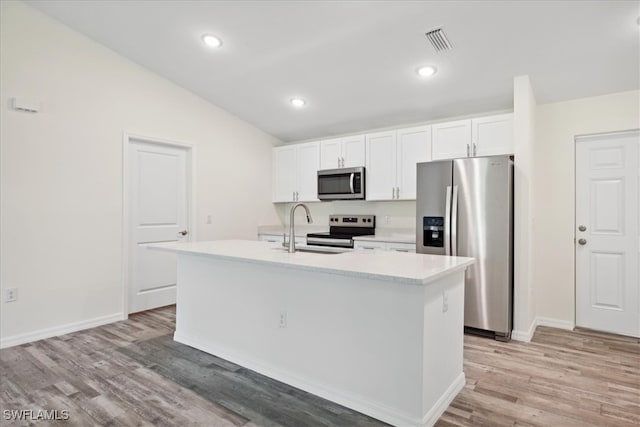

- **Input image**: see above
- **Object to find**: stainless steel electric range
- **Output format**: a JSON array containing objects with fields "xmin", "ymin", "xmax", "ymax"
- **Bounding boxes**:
[{"xmin": 306, "ymin": 214, "xmax": 375, "ymax": 249}]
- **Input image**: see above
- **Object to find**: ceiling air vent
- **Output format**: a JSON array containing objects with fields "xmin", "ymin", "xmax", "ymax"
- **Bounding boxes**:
[{"xmin": 425, "ymin": 27, "xmax": 452, "ymax": 52}]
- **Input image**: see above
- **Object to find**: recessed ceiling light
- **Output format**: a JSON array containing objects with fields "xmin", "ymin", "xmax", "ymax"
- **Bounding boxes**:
[
  {"xmin": 290, "ymin": 98, "xmax": 306, "ymax": 108},
  {"xmin": 416, "ymin": 66, "xmax": 437, "ymax": 78},
  {"xmin": 202, "ymin": 34, "xmax": 222, "ymax": 48}
]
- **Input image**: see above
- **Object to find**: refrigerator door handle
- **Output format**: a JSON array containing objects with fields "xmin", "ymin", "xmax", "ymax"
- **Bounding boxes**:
[
  {"xmin": 451, "ymin": 185, "xmax": 459, "ymax": 256},
  {"xmin": 444, "ymin": 185, "xmax": 452, "ymax": 255}
]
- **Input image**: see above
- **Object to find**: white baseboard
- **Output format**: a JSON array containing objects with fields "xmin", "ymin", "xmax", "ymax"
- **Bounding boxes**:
[
  {"xmin": 511, "ymin": 318, "xmax": 538, "ymax": 342},
  {"xmin": 0, "ymin": 312, "xmax": 125, "ymax": 349},
  {"xmin": 511, "ymin": 316, "xmax": 575, "ymax": 343},
  {"xmin": 536, "ymin": 317, "xmax": 575, "ymax": 331},
  {"xmin": 176, "ymin": 331, "xmax": 454, "ymax": 427},
  {"xmin": 422, "ymin": 372, "xmax": 466, "ymax": 427}
]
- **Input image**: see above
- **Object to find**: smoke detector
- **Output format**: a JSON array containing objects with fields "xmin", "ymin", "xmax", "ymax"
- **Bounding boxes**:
[{"xmin": 425, "ymin": 27, "xmax": 452, "ymax": 52}]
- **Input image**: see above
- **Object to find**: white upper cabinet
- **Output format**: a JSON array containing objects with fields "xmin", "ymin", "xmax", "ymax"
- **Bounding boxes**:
[
  {"xmin": 472, "ymin": 113, "xmax": 514, "ymax": 157},
  {"xmin": 272, "ymin": 112, "xmax": 512, "ymax": 203},
  {"xmin": 396, "ymin": 125, "xmax": 432, "ymax": 200},
  {"xmin": 272, "ymin": 145, "xmax": 297, "ymax": 202},
  {"xmin": 366, "ymin": 131, "xmax": 397, "ymax": 201},
  {"xmin": 272, "ymin": 142, "xmax": 320, "ymax": 203},
  {"xmin": 341, "ymin": 135, "xmax": 366, "ymax": 167},
  {"xmin": 320, "ymin": 135, "xmax": 365, "ymax": 169},
  {"xmin": 366, "ymin": 126, "xmax": 431, "ymax": 201},
  {"xmin": 432, "ymin": 114, "xmax": 514, "ymax": 160},
  {"xmin": 296, "ymin": 142, "xmax": 321, "ymax": 202},
  {"xmin": 319, "ymin": 138, "xmax": 341, "ymax": 169},
  {"xmin": 431, "ymin": 119, "xmax": 472, "ymax": 160}
]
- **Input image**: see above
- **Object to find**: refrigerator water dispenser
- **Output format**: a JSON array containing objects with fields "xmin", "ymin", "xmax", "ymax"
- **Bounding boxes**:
[{"xmin": 423, "ymin": 217, "xmax": 444, "ymax": 247}]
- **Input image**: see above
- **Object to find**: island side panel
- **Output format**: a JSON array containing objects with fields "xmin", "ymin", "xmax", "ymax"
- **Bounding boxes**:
[
  {"xmin": 420, "ymin": 271, "xmax": 466, "ymax": 426},
  {"xmin": 174, "ymin": 253, "xmax": 463, "ymax": 426}
]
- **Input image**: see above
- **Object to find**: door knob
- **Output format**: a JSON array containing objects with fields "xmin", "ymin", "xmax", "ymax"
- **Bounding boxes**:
[
  {"xmin": 578, "ymin": 238, "xmax": 587, "ymax": 245},
  {"xmin": 578, "ymin": 225, "xmax": 587, "ymax": 232},
  {"xmin": 178, "ymin": 230, "xmax": 188, "ymax": 237}
]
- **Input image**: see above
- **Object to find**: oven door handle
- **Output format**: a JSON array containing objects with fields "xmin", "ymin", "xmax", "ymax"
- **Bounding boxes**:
[{"xmin": 349, "ymin": 173, "xmax": 355, "ymax": 194}]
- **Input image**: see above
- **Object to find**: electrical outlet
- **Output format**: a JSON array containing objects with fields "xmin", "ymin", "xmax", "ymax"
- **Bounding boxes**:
[
  {"xmin": 5, "ymin": 287, "xmax": 17, "ymax": 303},
  {"xmin": 442, "ymin": 291, "xmax": 448, "ymax": 313},
  {"xmin": 385, "ymin": 215, "xmax": 391, "ymax": 225},
  {"xmin": 279, "ymin": 311, "xmax": 287, "ymax": 328}
]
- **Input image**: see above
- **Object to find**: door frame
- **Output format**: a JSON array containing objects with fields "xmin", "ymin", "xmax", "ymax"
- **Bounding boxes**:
[
  {"xmin": 122, "ymin": 131, "xmax": 197, "ymax": 317},
  {"xmin": 574, "ymin": 128, "xmax": 639, "ymax": 333}
]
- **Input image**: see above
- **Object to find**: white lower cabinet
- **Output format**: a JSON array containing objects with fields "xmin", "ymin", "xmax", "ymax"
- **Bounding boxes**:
[
  {"xmin": 258, "ymin": 233, "xmax": 304, "ymax": 247},
  {"xmin": 354, "ymin": 240, "xmax": 416, "ymax": 253}
]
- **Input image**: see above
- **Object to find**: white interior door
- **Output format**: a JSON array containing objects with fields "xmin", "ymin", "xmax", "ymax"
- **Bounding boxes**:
[
  {"xmin": 576, "ymin": 131, "xmax": 639, "ymax": 337},
  {"xmin": 129, "ymin": 140, "xmax": 189, "ymax": 314}
]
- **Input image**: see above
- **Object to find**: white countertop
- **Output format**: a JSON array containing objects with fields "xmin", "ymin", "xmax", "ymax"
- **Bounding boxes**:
[
  {"xmin": 259, "ymin": 225, "xmax": 416, "ymax": 244},
  {"xmin": 258, "ymin": 225, "xmax": 326, "ymax": 237},
  {"xmin": 148, "ymin": 240, "xmax": 473, "ymax": 286}
]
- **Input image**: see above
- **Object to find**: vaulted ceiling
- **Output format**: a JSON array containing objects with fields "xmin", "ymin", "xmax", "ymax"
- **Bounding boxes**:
[{"xmin": 27, "ymin": 1, "xmax": 640, "ymax": 141}]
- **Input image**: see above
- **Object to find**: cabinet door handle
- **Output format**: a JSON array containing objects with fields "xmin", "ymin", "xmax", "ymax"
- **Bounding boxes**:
[
  {"xmin": 293, "ymin": 191, "xmax": 295, "ymax": 201},
  {"xmin": 338, "ymin": 156, "xmax": 341, "ymax": 168},
  {"xmin": 296, "ymin": 191, "xmax": 299, "ymax": 201},
  {"xmin": 392, "ymin": 188, "xmax": 395, "ymax": 199},
  {"xmin": 466, "ymin": 144, "xmax": 470, "ymax": 157},
  {"xmin": 396, "ymin": 187, "xmax": 400, "ymax": 199},
  {"xmin": 473, "ymin": 143, "xmax": 477, "ymax": 156}
]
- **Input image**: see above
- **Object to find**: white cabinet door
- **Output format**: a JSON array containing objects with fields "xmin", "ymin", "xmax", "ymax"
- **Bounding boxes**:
[
  {"xmin": 366, "ymin": 131, "xmax": 397, "ymax": 201},
  {"xmin": 387, "ymin": 242, "xmax": 416, "ymax": 253},
  {"xmin": 272, "ymin": 146, "xmax": 297, "ymax": 202},
  {"xmin": 320, "ymin": 138, "xmax": 341, "ymax": 170},
  {"xmin": 431, "ymin": 120, "xmax": 472, "ymax": 160},
  {"xmin": 396, "ymin": 125, "xmax": 431, "ymax": 200},
  {"xmin": 341, "ymin": 135, "xmax": 366, "ymax": 167},
  {"xmin": 320, "ymin": 135, "xmax": 365, "ymax": 169},
  {"xmin": 296, "ymin": 142, "xmax": 320, "ymax": 202},
  {"xmin": 354, "ymin": 241, "xmax": 387, "ymax": 250},
  {"xmin": 258, "ymin": 234, "xmax": 284, "ymax": 247},
  {"xmin": 472, "ymin": 113, "xmax": 514, "ymax": 156}
]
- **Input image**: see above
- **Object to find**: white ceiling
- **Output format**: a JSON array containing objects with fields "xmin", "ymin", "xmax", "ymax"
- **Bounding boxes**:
[{"xmin": 27, "ymin": 1, "xmax": 640, "ymax": 142}]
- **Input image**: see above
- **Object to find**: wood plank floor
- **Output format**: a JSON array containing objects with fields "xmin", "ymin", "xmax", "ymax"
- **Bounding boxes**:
[{"xmin": 1, "ymin": 306, "xmax": 638, "ymax": 426}]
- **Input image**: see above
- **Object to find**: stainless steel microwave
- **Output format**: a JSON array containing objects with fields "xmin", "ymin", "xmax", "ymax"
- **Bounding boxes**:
[{"xmin": 317, "ymin": 167, "xmax": 365, "ymax": 200}]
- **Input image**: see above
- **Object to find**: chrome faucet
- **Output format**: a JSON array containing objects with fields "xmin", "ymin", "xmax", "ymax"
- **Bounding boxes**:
[{"xmin": 288, "ymin": 203, "xmax": 313, "ymax": 253}]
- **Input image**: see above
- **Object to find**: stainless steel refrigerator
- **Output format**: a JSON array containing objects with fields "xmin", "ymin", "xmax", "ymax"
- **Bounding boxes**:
[{"xmin": 416, "ymin": 155, "xmax": 513, "ymax": 340}]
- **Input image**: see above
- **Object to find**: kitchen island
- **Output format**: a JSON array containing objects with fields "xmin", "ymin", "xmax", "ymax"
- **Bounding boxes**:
[{"xmin": 148, "ymin": 240, "xmax": 474, "ymax": 427}]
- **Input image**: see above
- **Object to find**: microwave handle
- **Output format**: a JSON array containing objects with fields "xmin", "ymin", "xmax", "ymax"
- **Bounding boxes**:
[{"xmin": 349, "ymin": 173, "xmax": 355, "ymax": 194}]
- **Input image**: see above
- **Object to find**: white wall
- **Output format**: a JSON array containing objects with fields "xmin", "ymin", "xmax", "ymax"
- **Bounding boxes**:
[
  {"xmin": 0, "ymin": 1, "xmax": 280, "ymax": 345},
  {"xmin": 533, "ymin": 90, "xmax": 640, "ymax": 325},
  {"xmin": 511, "ymin": 76, "xmax": 537, "ymax": 338}
]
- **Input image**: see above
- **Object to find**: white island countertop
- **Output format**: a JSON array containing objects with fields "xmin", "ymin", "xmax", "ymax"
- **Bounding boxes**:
[{"xmin": 149, "ymin": 239, "xmax": 473, "ymax": 286}]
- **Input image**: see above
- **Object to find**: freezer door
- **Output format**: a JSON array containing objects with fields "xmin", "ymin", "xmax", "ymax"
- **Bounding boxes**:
[
  {"xmin": 416, "ymin": 160, "xmax": 453, "ymax": 255},
  {"xmin": 453, "ymin": 156, "xmax": 513, "ymax": 337}
]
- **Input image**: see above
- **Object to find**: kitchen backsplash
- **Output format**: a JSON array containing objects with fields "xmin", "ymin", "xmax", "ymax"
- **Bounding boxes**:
[{"xmin": 273, "ymin": 200, "xmax": 416, "ymax": 229}]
